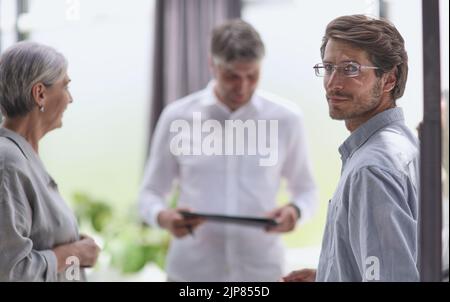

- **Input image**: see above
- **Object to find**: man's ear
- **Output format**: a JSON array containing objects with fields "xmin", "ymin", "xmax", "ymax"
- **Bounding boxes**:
[
  {"xmin": 31, "ymin": 83, "xmax": 46, "ymax": 108},
  {"xmin": 208, "ymin": 56, "xmax": 217, "ymax": 77},
  {"xmin": 383, "ymin": 67, "xmax": 397, "ymax": 94}
]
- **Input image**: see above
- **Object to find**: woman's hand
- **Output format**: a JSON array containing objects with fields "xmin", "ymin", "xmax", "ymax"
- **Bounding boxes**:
[
  {"xmin": 52, "ymin": 234, "xmax": 101, "ymax": 273},
  {"xmin": 75, "ymin": 234, "xmax": 101, "ymax": 267}
]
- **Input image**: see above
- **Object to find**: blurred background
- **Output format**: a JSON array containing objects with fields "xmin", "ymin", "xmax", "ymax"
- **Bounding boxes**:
[{"xmin": 0, "ymin": 0, "xmax": 448, "ymax": 281}]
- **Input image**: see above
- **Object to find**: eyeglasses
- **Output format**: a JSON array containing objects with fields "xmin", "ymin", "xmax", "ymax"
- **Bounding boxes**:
[{"xmin": 313, "ymin": 62, "xmax": 380, "ymax": 78}]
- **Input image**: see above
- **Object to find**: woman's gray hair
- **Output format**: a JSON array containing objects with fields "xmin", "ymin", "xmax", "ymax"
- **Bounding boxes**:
[{"xmin": 0, "ymin": 41, "xmax": 68, "ymax": 118}]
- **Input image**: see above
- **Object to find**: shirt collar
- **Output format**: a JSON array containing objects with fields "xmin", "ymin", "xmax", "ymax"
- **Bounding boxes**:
[
  {"xmin": 0, "ymin": 126, "xmax": 55, "ymax": 185},
  {"xmin": 202, "ymin": 80, "xmax": 263, "ymax": 115},
  {"xmin": 0, "ymin": 127, "xmax": 34, "ymax": 160},
  {"xmin": 338, "ymin": 107, "xmax": 405, "ymax": 160}
]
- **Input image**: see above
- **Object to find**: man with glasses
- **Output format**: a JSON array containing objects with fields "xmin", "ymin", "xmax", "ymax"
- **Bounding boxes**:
[
  {"xmin": 283, "ymin": 15, "xmax": 419, "ymax": 281},
  {"xmin": 138, "ymin": 20, "xmax": 318, "ymax": 282}
]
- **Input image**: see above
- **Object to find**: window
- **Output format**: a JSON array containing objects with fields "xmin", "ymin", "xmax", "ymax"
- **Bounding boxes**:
[
  {"xmin": 241, "ymin": 0, "xmax": 448, "ymax": 269},
  {"xmin": 1, "ymin": 0, "xmax": 156, "ymax": 213}
]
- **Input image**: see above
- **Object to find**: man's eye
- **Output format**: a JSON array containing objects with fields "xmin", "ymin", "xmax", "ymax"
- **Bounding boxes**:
[
  {"xmin": 324, "ymin": 64, "xmax": 333, "ymax": 72},
  {"xmin": 345, "ymin": 64, "xmax": 359, "ymax": 73},
  {"xmin": 226, "ymin": 74, "xmax": 239, "ymax": 80}
]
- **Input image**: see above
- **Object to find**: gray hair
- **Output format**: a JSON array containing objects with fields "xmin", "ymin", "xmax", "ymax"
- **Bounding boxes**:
[
  {"xmin": 211, "ymin": 19, "xmax": 265, "ymax": 64},
  {"xmin": 0, "ymin": 41, "xmax": 68, "ymax": 118}
]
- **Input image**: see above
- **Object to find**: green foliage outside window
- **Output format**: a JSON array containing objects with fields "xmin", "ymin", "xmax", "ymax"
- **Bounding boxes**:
[{"xmin": 72, "ymin": 192, "xmax": 170, "ymax": 274}]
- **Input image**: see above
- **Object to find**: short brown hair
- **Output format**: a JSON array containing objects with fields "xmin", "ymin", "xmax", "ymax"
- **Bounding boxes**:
[
  {"xmin": 320, "ymin": 15, "xmax": 408, "ymax": 101},
  {"xmin": 211, "ymin": 19, "xmax": 265, "ymax": 64}
]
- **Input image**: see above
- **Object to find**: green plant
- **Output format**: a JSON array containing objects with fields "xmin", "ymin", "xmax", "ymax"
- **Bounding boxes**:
[{"xmin": 72, "ymin": 192, "xmax": 170, "ymax": 274}]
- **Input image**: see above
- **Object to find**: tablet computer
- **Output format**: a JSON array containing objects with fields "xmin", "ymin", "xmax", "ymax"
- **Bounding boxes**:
[{"xmin": 179, "ymin": 211, "xmax": 279, "ymax": 227}]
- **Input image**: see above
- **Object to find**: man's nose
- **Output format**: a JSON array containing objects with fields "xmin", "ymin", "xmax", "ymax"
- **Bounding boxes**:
[
  {"xmin": 325, "ymin": 69, "xmax": 344, "ymax": 91},
  {"xmin": 235, "ymin": 79, "xmax": 246, "ymax": 93},
  {"xmin": 240, "ymin": 78, "xmax": 252, "ymax": 92}
]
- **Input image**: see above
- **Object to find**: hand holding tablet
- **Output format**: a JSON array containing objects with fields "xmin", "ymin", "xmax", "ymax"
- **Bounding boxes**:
[{"xmin": 179, "ymin": 211, "xmax": 279, "ymax": 228}]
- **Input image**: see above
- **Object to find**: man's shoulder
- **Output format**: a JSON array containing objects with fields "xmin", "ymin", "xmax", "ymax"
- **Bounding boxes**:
[
  {"xmin": 161, "ymin": 89, "xmax": 209, "ymax": 119},
  {"xmin": 348, "ymin": 137, "xmax": 419, "ymax": 183},
  {"xmin": 256, "ymin": 90, "xmax": 303, "ymax": 120},
  {"xmin": 361, "ymin": 125, "xmax": 418, "ymax": 168}
]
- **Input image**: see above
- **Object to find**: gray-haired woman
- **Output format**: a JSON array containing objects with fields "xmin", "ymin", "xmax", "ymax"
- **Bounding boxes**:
[{"xmin": 0, "ymin": 41, "xmax": 100, "ymax": 281}]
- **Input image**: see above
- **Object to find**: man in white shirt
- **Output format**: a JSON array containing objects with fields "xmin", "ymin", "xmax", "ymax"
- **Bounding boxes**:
[{"xmin": 138, "ymin": 19, "xmax": 317, "ymax": 282}]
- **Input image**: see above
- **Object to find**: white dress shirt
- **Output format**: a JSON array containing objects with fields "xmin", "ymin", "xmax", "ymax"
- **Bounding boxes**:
[{"xmin": 138, "ymin": 82, "xmax": 317, "ymax": 281}]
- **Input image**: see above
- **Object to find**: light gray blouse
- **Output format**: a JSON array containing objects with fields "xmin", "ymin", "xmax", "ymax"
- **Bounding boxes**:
[{"xmin": 0, "ymin": 127, "xmax": 84, "ymax": 281}]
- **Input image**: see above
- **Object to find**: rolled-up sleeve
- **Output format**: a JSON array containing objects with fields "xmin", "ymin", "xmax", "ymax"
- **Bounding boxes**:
[
  {"xmin": 347, "ymin": 166, "xmax": 419, "ymax": 281},
  {"xmin": 138, "ymin": 108, "xmax": 179, "ymax": 228},
  {"xmin": 0, "ymin": 168, "xmax": 58, "ymax": 282}
]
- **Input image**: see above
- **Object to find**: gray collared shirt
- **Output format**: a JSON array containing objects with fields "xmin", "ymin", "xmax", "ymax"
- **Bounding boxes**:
[
  {"xmin": 0, "ymin": 128, "xmax": 84, "ymax": 281},
  {"xmin": 316, "ymin": 108, "xmax": 420, "ymax": 282}
]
